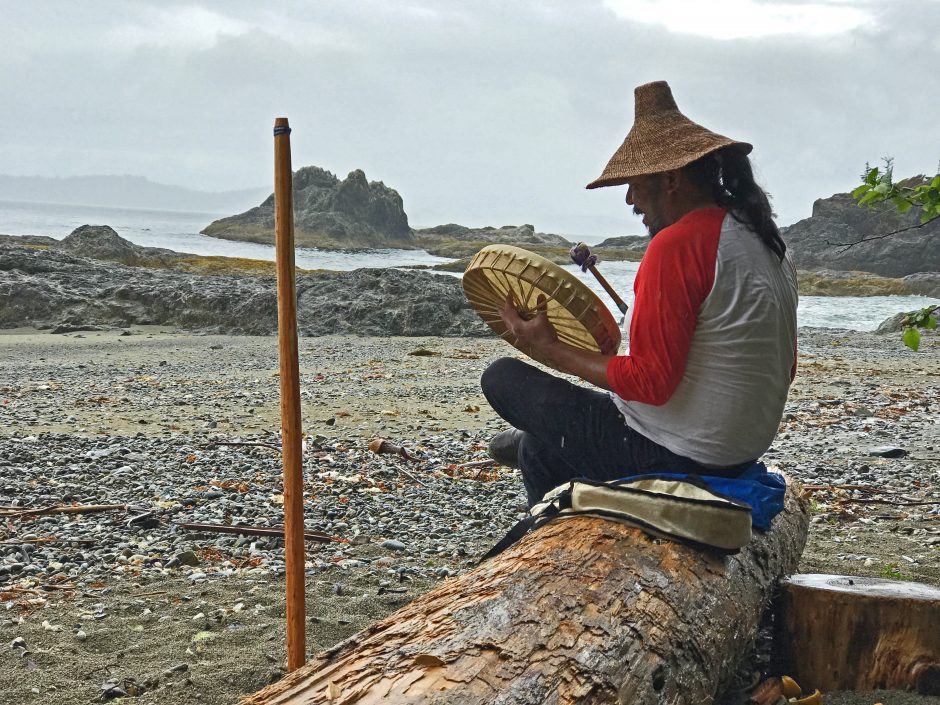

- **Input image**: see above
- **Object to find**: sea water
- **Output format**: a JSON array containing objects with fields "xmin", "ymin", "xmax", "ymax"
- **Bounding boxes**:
[
  {"xmin": 0, "ymin": 199, "xmax": 450, "ymax": 270},
  {"xmin": 1, "ymin": 200, "xmax": 936, "ymax": 332},
  {"xmin": 569, "ymin": 260, "xmax": 937, "ymax": 333}
]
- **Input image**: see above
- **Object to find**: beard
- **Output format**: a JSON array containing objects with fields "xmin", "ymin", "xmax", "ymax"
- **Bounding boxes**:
[{"xmin": 633, "ymin": 206, "xmax": 665, "ymax": 237}]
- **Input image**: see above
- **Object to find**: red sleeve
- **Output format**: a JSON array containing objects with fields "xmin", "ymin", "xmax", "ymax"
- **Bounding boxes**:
[{"xmin": 606, "ymin": 208, "xmax": 724, "ymax": 405}]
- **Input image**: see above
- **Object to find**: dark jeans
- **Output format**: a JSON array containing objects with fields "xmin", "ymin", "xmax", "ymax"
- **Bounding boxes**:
[{"xmin": 481, "ymin": 357, "xmax": 743, "ymax": 507}]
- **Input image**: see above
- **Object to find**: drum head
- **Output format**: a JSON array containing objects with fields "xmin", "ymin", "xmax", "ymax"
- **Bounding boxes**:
[{"xmin": 463, "ymin": 245, "xmax": 621, "ymax": 365}]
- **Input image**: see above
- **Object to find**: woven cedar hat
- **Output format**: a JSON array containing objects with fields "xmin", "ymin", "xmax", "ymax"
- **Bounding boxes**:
[{"xmin": 586, "ymin": 81, "xmax": 752, "ymax": 189}]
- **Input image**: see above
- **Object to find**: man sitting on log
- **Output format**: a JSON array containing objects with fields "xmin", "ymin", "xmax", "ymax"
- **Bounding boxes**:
[{"xmin": 482, "ymin": 80, "xmax": 798, "ymax": 508}]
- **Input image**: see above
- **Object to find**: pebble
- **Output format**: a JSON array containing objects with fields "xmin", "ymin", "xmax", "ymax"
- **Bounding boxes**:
[
  {"xmin": 0, "ymin": 328, "xmax": 936, "ymax": 602},
  {"xmin": 868, "ymin": 446, "xmax": 908, "ymax": 458},
  {"xmin": 173, "ymin": 551, "xmax": 201, "ymax": 567},
  {"xmin": 9, "ymin": 418, "xmax": 531, "ymax": 596}
]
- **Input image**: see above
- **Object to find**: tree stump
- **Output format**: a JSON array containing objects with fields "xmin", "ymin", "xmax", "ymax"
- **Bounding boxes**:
[
  {"xmin": 242, "ymin": 480, "xmax": 808, "ymax": 705},
  {"xmin": 776, "ymin": 574, "xmax": 940, "ymax": 694}
]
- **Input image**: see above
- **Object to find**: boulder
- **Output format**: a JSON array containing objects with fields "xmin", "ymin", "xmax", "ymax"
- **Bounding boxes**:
[
  {"xmin": 876, "ymin": 305, "xmax": 939, "ymax": 334},
  {"xmin": 54, "ymin": 225, "xmax": 183, "ymax": 267},
  {"xmin": 902, "ymin": 272, "xmax": 940, "ymax": 298},
  {"xmin": 202, "ymin": 166, "xmax": 413, "ymax": 249},
  {"xmin": 876, "ymin": 311, "xmax": 908, "ymax": 334}
]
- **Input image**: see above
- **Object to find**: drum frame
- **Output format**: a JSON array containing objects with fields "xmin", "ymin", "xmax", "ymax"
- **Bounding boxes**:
[{"xmin": 463, "ymin": 245, "xmax": 621, "ymax": 365}]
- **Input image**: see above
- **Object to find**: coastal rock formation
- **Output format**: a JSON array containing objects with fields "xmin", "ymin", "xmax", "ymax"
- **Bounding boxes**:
[
  {"xmin": 296, "ymin": 268, "xmax": 483, "ymax": 338},
  {"xmin": 202, "ymin": 166, "xmax": 413, "ymax": 249},
  {"xmin": 0, "ymin": 240, "xmax": 486, "ymax": 337},
  {"xmin": 55, "ymin": 224, "xmax": 184, "ymax": 267},
  {"xmin": 797, "ymin": 269, "xmax": 940, "ymax": 298},
  {"xmin": 783, "ymin": 184, "xmax": 940, "ymax": 277},
  {"xmin": 2, "ymin": 226, "xmax": 192, "ymax": 268},
  {"xmin": 0, "ymin": 233, "xmax": 57, "ymax": 247},
  {"xmin": 414, "ymin": 223, "xmax": 570, "ymax": 247},
  {"xmin": 902, "ymin": 272, "xmax": 940, "ymax": 298},
  {"xmin": 594, "ymin": 234, "xmax": 650, "ymax": 253}
]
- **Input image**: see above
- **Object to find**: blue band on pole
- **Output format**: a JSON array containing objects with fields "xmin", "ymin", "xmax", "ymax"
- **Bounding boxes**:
[{"xmin": 274, "ymin": 126, "xmax": 292, "ymax": 136}]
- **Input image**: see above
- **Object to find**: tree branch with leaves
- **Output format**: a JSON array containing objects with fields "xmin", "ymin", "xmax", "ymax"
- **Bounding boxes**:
[{"xmin": 853, "ymin": 159, "xmax": 940, "ymax": 351}]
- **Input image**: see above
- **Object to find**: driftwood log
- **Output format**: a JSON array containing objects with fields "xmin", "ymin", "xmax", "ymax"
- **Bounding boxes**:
[
  {"xmin": 242, "ymin": 480, "xmax": 808, "ymax": 705},
  {"xmin": 777, "ymin": 574, "xmax": 940, "ymax": 694}
]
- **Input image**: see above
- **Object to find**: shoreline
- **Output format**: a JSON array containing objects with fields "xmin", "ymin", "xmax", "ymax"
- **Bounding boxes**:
[
  {"xmin": 1, "ymin": 327, "xmax": 938, "ymax": 704},
  {"xmin": 3, "ymin": 230, "xmax": 939, "ymax": 344}
]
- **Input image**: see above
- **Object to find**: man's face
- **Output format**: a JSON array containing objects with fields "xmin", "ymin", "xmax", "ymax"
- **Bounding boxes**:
[{"xmin": 625, "ymin": 174, "xmax": 667, "ymax": 236}]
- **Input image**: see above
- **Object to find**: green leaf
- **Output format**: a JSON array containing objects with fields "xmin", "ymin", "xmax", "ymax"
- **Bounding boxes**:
[
  {"xmin": 892, "ymin": 197, "xmax": 913, "ymax": 213},
  {"xmin": 851, "ymin": 184, "xmax": 871, "ymax": 199},
  {"xmin": 902, "ymin": 327, "xmax": 921, "ymax": 352},
  {"xmin": 931, "ymin": 175, "xmax": 940, "ymax": 189},
  {"xmin": 859, "ymin": 191, "xmax": 882, "ymax": 206},
  {"xmin": 866, "ymin": 168, "xmax": 880, "ymax": 186},
  {"xmin": 925, "ymin": 315, "xmax": 938, "ymax": 330}
]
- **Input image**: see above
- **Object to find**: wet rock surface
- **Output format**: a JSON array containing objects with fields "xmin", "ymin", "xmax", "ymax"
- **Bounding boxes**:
[
  {"xmin": 0, "ymin": 327, "xmax": 937, "ymax": 704},
  {"xmin": 797, "ymin": 269, "xmax": 940, "ymax": 298},
  {"xmin": 0, "ymin": 240, "xmax": 487, "ymax": 337},
  {"xmin": 413, "ymin": 222, "xmax": 571, "ymax": 247}
]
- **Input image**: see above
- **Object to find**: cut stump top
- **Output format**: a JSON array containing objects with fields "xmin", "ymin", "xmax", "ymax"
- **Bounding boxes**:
[{"xmin": 784, "ymin": 573, "xmax": 940, "ymax": 601}]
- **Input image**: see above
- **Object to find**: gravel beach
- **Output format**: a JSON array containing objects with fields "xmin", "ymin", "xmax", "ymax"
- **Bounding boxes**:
[{"xmin": 1, "ymin": 326, "xmax": 937, "ymax": 705}]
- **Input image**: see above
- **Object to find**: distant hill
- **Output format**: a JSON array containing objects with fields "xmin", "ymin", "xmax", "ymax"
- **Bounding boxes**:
[{"xmin": 0, "ymin": 174, "xmax": 269, "ymax": 214}]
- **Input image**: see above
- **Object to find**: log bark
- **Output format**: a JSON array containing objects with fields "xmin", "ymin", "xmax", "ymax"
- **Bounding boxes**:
[
  {"xmin": 776, "ymin": 574, "xmax": 940, "ymax": 694},
  {"xmin": 242, "ymin": 479, "xmax": 808, "ymax": 705}
]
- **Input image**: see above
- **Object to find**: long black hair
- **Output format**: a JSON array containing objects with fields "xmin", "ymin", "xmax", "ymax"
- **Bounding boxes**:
[{"xmin": 685, "ymin": 148, "xmax": 787, "ymax": 260}]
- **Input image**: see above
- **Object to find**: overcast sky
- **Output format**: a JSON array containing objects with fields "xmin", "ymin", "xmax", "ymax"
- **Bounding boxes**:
[{"xmin": 1, "ymin": 1, "xmax": 938, "ymax": 236}]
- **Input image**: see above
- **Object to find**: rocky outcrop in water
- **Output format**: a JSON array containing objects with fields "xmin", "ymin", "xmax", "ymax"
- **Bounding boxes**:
[
  {"xmin": 1, "ymin": 226, "xmax": 191, "ymax": 268},
  {"xmin": 594, "ymin": 235, "xmax": 650, "ymax": 253},
  {"xmin": 56, "ymin": 225, "xmax": 187, "ymax": 266},
  {"xmin": 414, "ymin": 223, "xmax": 570, "ymax": 248},
  {"xmin": 797, "ymin": 269, "xmax": 940, "ymax": 297},
  {"xmin": 783, "ymin": 182, "xmax": 940, "ymax": 277},
  {"xmin": 0, "ymin": 239, "xmax": 486, "ymax": 337},
  {"xmin": 202, "ymin": 166, "xmax": 413, "ymax": 249}
]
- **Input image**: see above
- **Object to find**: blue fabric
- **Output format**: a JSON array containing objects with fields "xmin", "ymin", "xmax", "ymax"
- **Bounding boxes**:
[{"xmin": 629, "ymin": 462, "xmax": 786, "ymax": 531}]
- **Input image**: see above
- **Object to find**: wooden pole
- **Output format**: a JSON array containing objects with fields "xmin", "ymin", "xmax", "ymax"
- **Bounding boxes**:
[{"xmin": 273, "ymin": 116, "xmax": 306, "ymax": 672}]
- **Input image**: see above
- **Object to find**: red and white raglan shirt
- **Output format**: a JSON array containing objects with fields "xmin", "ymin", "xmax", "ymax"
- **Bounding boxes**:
[{"xmin": 606, "ymin": 208, "xmax": 798, "ymax": 468}]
